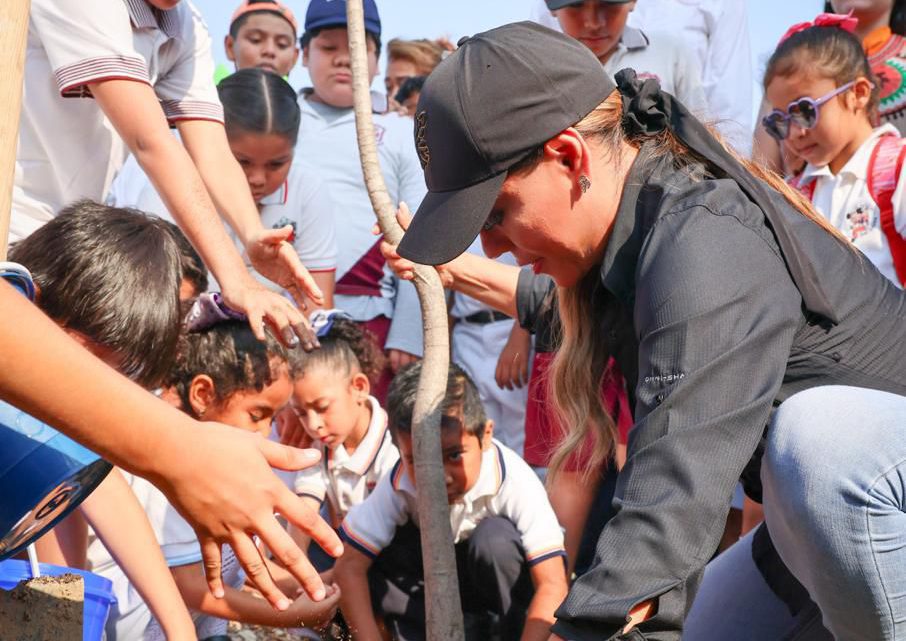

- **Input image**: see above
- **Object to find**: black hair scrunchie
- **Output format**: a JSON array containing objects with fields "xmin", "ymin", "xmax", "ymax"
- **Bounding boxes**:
[{"xmin": 615, "ymin": 68, "xmax": 671, "ymax": 138}]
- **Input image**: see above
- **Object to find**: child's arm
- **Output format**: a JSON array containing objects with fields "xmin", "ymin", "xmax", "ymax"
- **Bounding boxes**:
[
  {"xmin": 521, "ymin": 556, "xmax": 569, "ymax": 641},
  {"xmin": 89, "ymin": 79, "xmax": 321, "ymax": 341},
  {"xmin": 171, "ymin": 561, "xmax": 339, "ymax": 629},
  {"xmin": 81, "ymin": 469, "xmax": 196, "ymax": 641},
  {"xmin": 546, "ymin": 470, "xmax": 597, "ymax": 578},
  {"xmin": 334, "ymin": 547, "xmax": 385, "ymax": 641}
]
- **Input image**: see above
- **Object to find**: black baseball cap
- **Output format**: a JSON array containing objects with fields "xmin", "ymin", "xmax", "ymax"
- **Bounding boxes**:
[
  {"xmin": 397, "ymin": 21, "xmax": 615, "ymax": 266},
  {"xmin": 545, "ymin": 0, "xmax": 634, "ymax": 8}
]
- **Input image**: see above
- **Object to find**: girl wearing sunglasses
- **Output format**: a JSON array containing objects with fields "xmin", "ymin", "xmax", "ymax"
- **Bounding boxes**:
[{"xmin": 764, "ymin": 14, "xmax": 906, "ymax": 286}]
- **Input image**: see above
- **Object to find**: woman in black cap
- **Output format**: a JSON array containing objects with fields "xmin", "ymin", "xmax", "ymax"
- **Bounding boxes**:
[{"xmin": 385, "ymin": 20, "xmax": 906, "ymax": 641}]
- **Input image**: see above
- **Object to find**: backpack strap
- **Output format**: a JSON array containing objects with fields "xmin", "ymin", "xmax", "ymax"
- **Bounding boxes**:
[
  {"xmin": 786, "ymin": 172, "xmax": 817, "ymax": 202},
  {"xmin": 867, "ymin": 134, "xmax": 906, "ymax": 286}
]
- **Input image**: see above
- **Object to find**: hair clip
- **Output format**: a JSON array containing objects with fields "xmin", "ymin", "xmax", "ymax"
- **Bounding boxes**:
[
  {"xmin": 779, "ymin": 10, "xmax": 858, "ymax": 46},
  {"xmin": 310, "ymin": 308, "xmax": 354, "ymax": 338},
  {"xmin": 184, "ymin": 292, "xmax": 247, "ymax": 332}
]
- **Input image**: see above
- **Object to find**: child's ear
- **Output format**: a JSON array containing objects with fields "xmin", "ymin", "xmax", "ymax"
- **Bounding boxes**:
[
  {"xmin": 188, "ymin": 374, "xmax": 217, "ymax": 419},
  {"xmin": 480, "ymin": 420, "xmax": 494, "ymax": 449},
  {"xmin": 302, "ymin": 45, "xmax": 310, "ymax": 68},
  {"xmin": 224, "ymin": 34, "xmax": 236, "ymax": 63},
  {"xmin": 852, "ymin": 76, "xmax": 874, "ymax": 111},
  {"xmin": 350, "ymin": 371, "xmax": 371, "ymax": 401}
]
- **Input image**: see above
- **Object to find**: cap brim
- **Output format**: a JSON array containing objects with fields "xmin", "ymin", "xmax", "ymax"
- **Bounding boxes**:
[{"xmin": 398, "ymin": 172, "xmax": 507, "ymax": 266}]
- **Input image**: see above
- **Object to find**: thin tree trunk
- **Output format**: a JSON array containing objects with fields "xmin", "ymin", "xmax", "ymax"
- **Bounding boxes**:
[
  {"xmin": 0, "ymin": 0, "xmax": 30, "ymax": 260},
  {"xmin": 345, "ymin": 2, "xmax": 465, "ymax": 640}
]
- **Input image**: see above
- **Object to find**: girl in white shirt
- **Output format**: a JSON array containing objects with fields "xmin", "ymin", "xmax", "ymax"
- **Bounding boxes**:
[
  {"xmin": 763, "ymin": 14, "xmax": 906, "ymax": 286},
  {"xmin": 218, "ymin": 69, "xmax": 338, "ymax": 307},
  {"xmin": 288, "ymin": 310, "xmax": 399, "ymax": 551}
]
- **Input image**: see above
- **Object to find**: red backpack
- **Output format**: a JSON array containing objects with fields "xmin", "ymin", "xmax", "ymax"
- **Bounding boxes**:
[{"xmin": 788, "ymin": 134, "xmax": 906, "ymax": 286}]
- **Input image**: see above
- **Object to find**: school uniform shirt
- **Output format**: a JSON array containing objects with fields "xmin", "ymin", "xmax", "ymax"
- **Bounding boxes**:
[
  {"xmin": 548, "ymin": 143, "xmax": 906, "ymax": 640},
  {"xmin": 106, "ymin": 154, "xmax": 338, "ymax": 289},
  {"xmin": 627, "ymin": 0, "xmax": 753, "ymax": 155},
  {"xmin": 13, "ymin": 0, "xmax": 222, "ymax": 242},
  {"xmin": 340, "ymin": 439, "xmax": 566, "ymax": 567},
  {"xmin": 296, "ymin": 92, "xmax": 426, "ymax": 357},
  {"xmin": 87, "ymin": 473, "xmax": 244, "ymax": 640},
  {"xmin": 450, "ymin": 238, "xmax": 529, "ymax": 455},
  {"xmin": 528, "ymin": 2, "xmax": 711, "ymax": 134},
  {"xmin": 797, "ymin": 124, "xmax": 906, "ymax": 286},
  {"xmin": 600, "ymin": 27, "xmax": 709, "ymax": 120},
  {"xmin": 294, "ymin": 396, "xmax": 399, "ymax": 527}
]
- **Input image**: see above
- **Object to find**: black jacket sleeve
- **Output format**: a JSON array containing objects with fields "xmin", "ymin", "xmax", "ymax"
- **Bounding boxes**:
[{"xmin": 552, "ymin": 204, "xmax": 803, "ymax": 640}]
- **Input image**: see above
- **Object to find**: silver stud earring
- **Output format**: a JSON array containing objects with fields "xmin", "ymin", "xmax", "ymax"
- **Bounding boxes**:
[{"xmin": 579, "ymin": 175, "xmax": 591, "ymax": 194}]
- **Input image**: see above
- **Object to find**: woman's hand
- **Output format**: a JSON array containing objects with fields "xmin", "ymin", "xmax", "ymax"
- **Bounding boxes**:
[
  {"xmin": 151, "ymin": 424, "xmax": 343, "ymax": 611},
  {"xmin": 219, "ymin": 271, "xmax": 319, "ymax": 350},
  {"xmin": 377, "ymin": 203, "xmax": 456, "ymax": 287},
  {"xmin": 495, "ymin": 324, "xmax": 531, "ymax": 390}
]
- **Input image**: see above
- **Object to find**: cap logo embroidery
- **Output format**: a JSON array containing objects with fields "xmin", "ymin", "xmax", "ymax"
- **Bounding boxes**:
[{"xmin": 415, "ymin": 111, "xmax": 430, "ymax": 169}]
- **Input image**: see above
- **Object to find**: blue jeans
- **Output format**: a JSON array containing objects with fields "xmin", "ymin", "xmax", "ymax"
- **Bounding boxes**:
[{"xmin": 687, "ymin": 386, "xmax": 906, "ymax": 640}]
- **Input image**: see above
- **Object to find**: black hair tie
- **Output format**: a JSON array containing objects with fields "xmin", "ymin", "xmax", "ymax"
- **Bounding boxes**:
[{"xmin": 614, "ymin": 68, "xmax": 840, "ymax": 324}]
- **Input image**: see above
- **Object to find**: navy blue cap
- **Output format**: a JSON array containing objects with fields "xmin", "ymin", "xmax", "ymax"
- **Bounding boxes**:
[{"xmin": 304, "ymin": 0, "xmax": 381, "ymax": 37}]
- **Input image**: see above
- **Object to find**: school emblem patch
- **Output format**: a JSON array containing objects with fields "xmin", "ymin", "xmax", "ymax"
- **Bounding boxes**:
[{"xmin": 415, "ymin": 111, "xmax": 430, "ymax": 169}]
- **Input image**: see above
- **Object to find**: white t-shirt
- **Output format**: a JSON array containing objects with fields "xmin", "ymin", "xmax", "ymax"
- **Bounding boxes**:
[
  {"xmin": 800, "ymin": 124, "xmax": 906, "ymax": 286},
  {"xmin": 294, "ymin": 396, "xmax": 398, "ymax": 527},
  {"xmin": 600, "ymin": 27, "xmax": 709, "ymax": 120},
  {"xmin": 341, "ymin": 440, "xmax": 566, "ymax": 566},
  {"xmin": 14, "ymin": 0, "xmax": 222, "ymax": 242},
  {"xmin": 296, "ymin": 93, "xmax": 427, "ymax": 356},
  {"xmin": 529, "ymin": 1, "xmax": 742, "ymax": 149},
  {"xmin": 88, "ymin": 472, "xmax": 244, "ymax": 640}
]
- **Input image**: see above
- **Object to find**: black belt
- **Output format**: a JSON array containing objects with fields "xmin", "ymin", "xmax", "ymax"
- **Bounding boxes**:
[{"xmin": 462, "ymin": 310, "xmax": 511, "ymax": 324}]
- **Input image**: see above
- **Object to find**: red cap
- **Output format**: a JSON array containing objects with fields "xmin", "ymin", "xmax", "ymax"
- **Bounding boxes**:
[{"xmin": 230, "ymin": 1, "xmax": 298, "ymax": 35}]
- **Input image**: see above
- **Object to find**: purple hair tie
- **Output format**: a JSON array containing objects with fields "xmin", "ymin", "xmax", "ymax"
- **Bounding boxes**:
[{"xmin": 185, "ymin": 292, "xmax": 247, "ymax": 332}]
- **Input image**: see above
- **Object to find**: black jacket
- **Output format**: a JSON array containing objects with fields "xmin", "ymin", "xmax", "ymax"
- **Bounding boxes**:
[{"xmin": 548, "ymin": 145, "xmax": 906, "ymax": 641}]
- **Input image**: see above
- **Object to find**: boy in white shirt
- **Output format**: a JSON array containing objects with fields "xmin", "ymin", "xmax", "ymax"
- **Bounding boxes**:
[
  {"xmin": 296, "ymin": 0, "xmax": 427, "ymax": 400},
  {"xmin": 335, "ymin": 364, "xmax": 568, "ymax": 641},
  {"xmin": 535, "ymin": 0, "xmax": 709, "ymax": 117}
]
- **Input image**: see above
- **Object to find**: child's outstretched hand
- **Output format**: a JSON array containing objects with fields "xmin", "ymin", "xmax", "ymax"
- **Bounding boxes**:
[{"xmin": 287, "ymin": 582, "xmax": 341, "ymax": 631}]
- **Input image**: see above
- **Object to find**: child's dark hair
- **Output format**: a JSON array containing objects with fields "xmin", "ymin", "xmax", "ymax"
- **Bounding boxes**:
[
  {"xmin": 300, "ymin": 27, "xmax": 382, "ymax": 57},
  {"xmin": 230, "ymin": 0, "xmax": 296, "ymax": 38},
  {"xmin": 764, "ymin": 24, "xmax": 879, "ymax": 117},
  {"xmin": 166, "ymin": 318, "xmax": 288, "ymax": 419},
  {"xmin": 9, "ymin": 200, "xmax": 181, "ymax": 388},
  {"xmin": 218, "ymin": 68, "xmax": 300, "ymax": 146},
  {"xmin": 161, "ymin": 220, "xmax": 209, "ymax": 297},
  {"xmin": 288, "ymin": 316, "xmax": 384, "ymax": 383},
  {"xmin": 387, "ymin": 362, "xmax": 488, "ymax": 440}
]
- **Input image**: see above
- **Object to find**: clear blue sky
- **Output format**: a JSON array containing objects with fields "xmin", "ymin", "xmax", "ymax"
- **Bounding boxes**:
[{"xmin": 195, "ymin": 0, "xmax": 826, "ymax": 115}]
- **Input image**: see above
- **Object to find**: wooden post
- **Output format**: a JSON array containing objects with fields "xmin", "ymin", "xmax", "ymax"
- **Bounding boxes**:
[
  {"xmin": 346, "ymin": 2, "xmax": 465, "ymax": 640},
  {"xmin": 0, "ymin": 0, "xmax": 30, "ymax": 260}
]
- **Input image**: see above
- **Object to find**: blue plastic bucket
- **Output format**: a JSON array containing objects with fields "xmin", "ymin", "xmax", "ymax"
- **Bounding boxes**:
[
  {"xmin": 0, "ymin": 400, "xmax": 112, "ymax": 560},
  {"xmin": 0, "ymin": 559, "xmax": 117, "ymax": 640}
]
